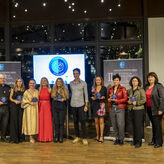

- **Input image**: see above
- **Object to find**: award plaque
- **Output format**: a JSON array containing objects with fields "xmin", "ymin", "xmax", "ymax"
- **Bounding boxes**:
[
  {"xmin": 0, "ymin": 97, "xmax": 7, "ymax": 103},
  {"xmin": 130, "ymin": 96, "xmax": 136, "ymax": 102},
  {"xmin": 112, "ymin": 94, "xmax": 117, "ymax": 99},
  {"xmin": 32, "ymin": 97, "xmax": 38, "ymax": 102},
  {"xmin": 16, "ymin": 95, "xmax": 23, "ymax": 101}
]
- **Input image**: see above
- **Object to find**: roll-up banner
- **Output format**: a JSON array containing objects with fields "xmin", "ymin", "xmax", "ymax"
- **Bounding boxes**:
[
  {"xmin": 104, "ymin": 59, "xmax": 143, "ymax": 89},
  {"xmin": 0, "ymin": 61, "xmax": 21, "ymax": 86}
]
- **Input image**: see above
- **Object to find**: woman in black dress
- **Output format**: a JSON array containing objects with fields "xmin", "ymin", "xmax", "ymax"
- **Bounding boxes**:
[
  {"xmin": 91, "ymin": 76, "xmax": 107, "ymax": 143},
  {"xmin": 10, "ymin": 78, "xmax": 25, "ymax": 143}
]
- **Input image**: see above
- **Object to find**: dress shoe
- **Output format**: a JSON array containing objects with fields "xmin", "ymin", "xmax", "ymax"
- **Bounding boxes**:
[
  {"xmin": 119, "ymin": 139, "xmax": 124, "ymax": 145},
  {"xmin": 59, "ymin": 138, "xmax": 63, "ymax": 143},
  {"xmin": 1, "ymin": 137, "xmax": 9, "ymax": 143},
  {"xmin": 54, "ymin": 137, "xmax": 58, "ymax": 143},
  {"xmin": 135, "ymin": 143, "xmax": 141, "ymax": 148},
  {"xmin": 154, "ymin": 144, "xmax": 162, "ymax": 148},
  {"xmin": 114, "ymin": 139, "xmax": 119, "ymax": 145},
  {"xmin": 131, "ymin": 141, "xmax": 136, "ymax": 146},
  {"xmin": 148, "ymin": 141, "xmax": 154, "ymax": 146}
]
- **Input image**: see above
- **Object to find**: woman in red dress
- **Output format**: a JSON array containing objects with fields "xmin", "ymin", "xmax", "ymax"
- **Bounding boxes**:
[{"xmin": 37, "ymin": 77, "xmax": 53, "ymax": 142}]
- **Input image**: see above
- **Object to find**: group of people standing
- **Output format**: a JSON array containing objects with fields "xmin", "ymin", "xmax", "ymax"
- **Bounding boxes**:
[
  {"xmin": 0, "ymin": 70, "xmax": 164, "ymax": 148},
  {"xmin": 92, "ymin": 72, "xmax": 164, "ymax": 148}
]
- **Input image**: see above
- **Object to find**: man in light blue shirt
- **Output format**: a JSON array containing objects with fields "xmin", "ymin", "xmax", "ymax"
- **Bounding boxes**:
[{"xmin": 70, "ymin": 68, "xmax": 88, "ymax": 145}]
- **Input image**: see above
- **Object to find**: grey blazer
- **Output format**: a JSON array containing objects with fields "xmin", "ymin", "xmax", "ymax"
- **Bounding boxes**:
[{"xmin": 145, "ymin": 83, "xmax": 164, "ymax": 116}]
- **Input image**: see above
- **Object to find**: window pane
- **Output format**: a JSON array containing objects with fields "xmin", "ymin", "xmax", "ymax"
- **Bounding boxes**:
[
  {"xmin": 0, "ymin": 27, "xmax": 4, "ymax": 43},
  {"xmin": 100, "ymin": 44, "xmax": 143, "ymax": 74},
  {"xmin": 11, "ymin": 47, "xmax": 50, "ymax": 86},
  {"xmin": 11, "ymin": 25, "xmax": 51, "ymax": 44},
  {"xmin": 0, "ymin": 49, "xmax": 5, "ymax": 60},
  {"xmin": 101, "ymin": 21, "xmax": 143, "ymax": 40},
  {"xmin": 54, "ymin": 23, "xmax": 96, "ymax": 42}
]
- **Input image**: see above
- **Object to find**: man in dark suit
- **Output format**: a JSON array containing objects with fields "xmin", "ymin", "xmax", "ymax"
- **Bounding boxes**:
[{"xmin": 0, "ymin": 74, "xmax": 10, "ymax": 142}]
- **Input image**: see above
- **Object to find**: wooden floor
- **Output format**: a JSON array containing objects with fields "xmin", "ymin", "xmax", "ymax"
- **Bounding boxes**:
[{"xmin": 0, "ymin": 128, "xmax": 164, "ymax": 164}]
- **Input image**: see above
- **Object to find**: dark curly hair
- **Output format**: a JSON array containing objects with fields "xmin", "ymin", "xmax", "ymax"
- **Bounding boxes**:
[
  {"xmin": 112, "ymin": 74, "xmax": 121, "ymax": 81},
  {"xmin": 129, "ymin": 76, "xmax": 142, "ymax": 87},
  {"xmin": 73, "ymin": 68, "xmax": 81, "ymax": 75}
]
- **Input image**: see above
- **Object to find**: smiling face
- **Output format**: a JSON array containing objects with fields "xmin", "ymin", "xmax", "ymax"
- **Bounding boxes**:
[
  {"xmin": 113, "ymin": 78, "xmax": 120, "ymax": 86},
  {"xmin": 73, "ymin": 70, "xmax": 80, "ymax": 80},
  {"xmin": 16, "ymin": 79, "xmax": 23, "ymax": 88},
  {"xmin": 56, "ymin": 79, "xmax": 63, "ymax": 87},
  {"xmin": 132, "ymin": 78, "xmax": 139, "ymax": 88},
  {"xmin": 148, "ymin": 75, "xmax": 156, "ymax": 85},
  {"xmin": 41, "ymin": 78, "xmax": 48, "ymax": 87},
  {"xmin": 29, "ymin": 80, "xmax": 35, "ymax": 89},
  {"xmin": 96, "ymin": 77, "xmax": 102, "ymax": 86},
  {"xmin": 0, "ymin": 75, "xmax": 5, "ymax": 85}
]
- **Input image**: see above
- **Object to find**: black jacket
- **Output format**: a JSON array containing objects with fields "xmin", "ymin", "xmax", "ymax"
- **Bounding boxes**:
[{"xmin": 145, "ymin": 83, "xmax": 164, "ymax": 116}]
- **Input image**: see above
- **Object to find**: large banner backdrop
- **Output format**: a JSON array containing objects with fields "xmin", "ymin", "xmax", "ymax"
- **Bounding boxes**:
[
  {"xmin": 0, "ymin": 61, "xmax": 21, "ymax": 86},
  {"xmin": 104, "ymin": 59, "xmax": 143, "ymax": 89}
]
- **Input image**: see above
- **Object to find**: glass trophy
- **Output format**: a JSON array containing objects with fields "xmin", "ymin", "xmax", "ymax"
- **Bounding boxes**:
[
  {"xmin": 130, "ymin": 96, "xmax": 136, "ymax": 102},
  {"xmin": 96, "ymin": 92, "xmax": 101, "ymax": 99},
  {"xmin": 0, "ymin": 97, "xmax": 7, "ymax": 103},
  {"xmin": 32, "ymin": 97, "xmax": 38, "ymax": 102},
  {"xmin": 112, "ymin": 94, "xmax": 117, "ymax": 99},
  {"xmin": 57, "ymin": 94, "xmax": 63, "ymax": 101},
  {"xmin": 16, "ymin": 95, "xmax": 23, "ymax": 101}
]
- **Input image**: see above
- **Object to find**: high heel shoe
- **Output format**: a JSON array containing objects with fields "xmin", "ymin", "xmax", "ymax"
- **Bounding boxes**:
[
  {"xmin": 99, "ymin": 136, "xmax": 104, "ymax": 143},
  {"xmin": 96, "ymin": 136, "xmax": 99, "ymax": 142}
]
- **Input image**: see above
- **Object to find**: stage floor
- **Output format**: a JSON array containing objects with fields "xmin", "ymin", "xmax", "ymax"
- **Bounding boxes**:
[{"xmin": 0, "ymin": 128, "xmax": 164, "ymax": 164}]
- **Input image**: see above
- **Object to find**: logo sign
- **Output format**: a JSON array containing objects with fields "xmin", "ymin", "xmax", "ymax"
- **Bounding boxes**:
[
  {"xmin": 0, "ymin": 64, "xmax": 5, "ymax": 71},
  {"xmin": 49, "ymin": 57, "xmax": 68, "ymax": 76},
  {"xmin": 119, "ymin": 61, "xmax": 126, "ymax": 68}
]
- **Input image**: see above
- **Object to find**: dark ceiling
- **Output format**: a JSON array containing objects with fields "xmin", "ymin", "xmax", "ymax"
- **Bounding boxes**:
[{"xmin": 0, "ymin": 0, "xmax": 164, "ymax": 23}]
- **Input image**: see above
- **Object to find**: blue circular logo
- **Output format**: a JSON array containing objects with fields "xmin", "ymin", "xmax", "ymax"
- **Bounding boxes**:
[
  {"xmin": 119, "ymin": 61, "xmax": 126, "ymax": 68},
  {"xmin": 0, "ymin": 64, "xmax": 5, "ymax": 71},
  {"xmin": 49, "ymin": 57, "xmax": 68, "ymax": 76}
]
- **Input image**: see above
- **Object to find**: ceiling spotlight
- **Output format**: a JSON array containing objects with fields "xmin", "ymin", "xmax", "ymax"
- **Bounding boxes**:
[
  {"xmin": 69, "ymin": 6, "xmax": 71, "ymax": 9},
  {"xmin": 109, "ymin": 8, "xmax": 112, "ymax": 12},
  {"xmin": 84, "ymin": 10, "xmax": 87, "ymax": 14},
  {"xmin": 64, "ymin": 0, "xmax": 68, "ymax": 2},
  {"xmin": 25, "ymin": 9, "xmax": 28, "ymax": 12},
  {"xmin": 72, "ymin": 8, "xmax": 75, "ymax": 12},
  {"xmin": 72, "ymin": 3, "xmax": 75, "ymax": 6},
  {"xmin": 101, "ymin": 0, "xmax": 104, "ymax": 3},
  {"xmin": 118, "ymin": 3, "xmax": 121, "ymax": 7},
  {"xmin": 13, "ymin": 15, "xmax": 16, "ymax": 18},
  {"xmin": 42, "ymin": 2, "xmax": 47, "ymax": 7},
  {"xmin": 14, "ymin": 2, "xmax": 19, "ymax": 7}
]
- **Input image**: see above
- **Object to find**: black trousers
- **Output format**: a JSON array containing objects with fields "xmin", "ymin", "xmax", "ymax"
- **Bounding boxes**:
[
  {"xmin": 147, "ymin": 107, "xmax": 163, "ymax": 145},
  {"xmin": 0, "ymin": 105, "xmax": 9, "ymax": 137},
  {"xmin": 10, "ymin": 105, "xmax": 24, "ymax": 142},
  {"xmin": 72, "ymin": 106, "xmax": 86, "ymax": 139},
  {"xmin": 54, "ymin": 108, "xmax": 66, "ymax": 138},
  {"xmin": 131, "ymin": 109, "xmax": 144, "ymax": 145}
]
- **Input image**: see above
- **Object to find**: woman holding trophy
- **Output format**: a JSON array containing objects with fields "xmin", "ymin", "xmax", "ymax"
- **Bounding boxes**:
[
  {"xmin": 127, "ymin": 76, "xmax": 146, "ymax": 148},
  {"xmin": 91, "ymin": 76, "xmax": 107, "ymax": 143},
  {"xmin": 108, "ymin": 74, "xmax": 128, "ymax": 145},
  {"xmin": 10, "ymin": 78, "xmax": 25, "ymax": 143},
  {"xmin": 21, "ymin": 79, "xmax": 39, "ymax": 143}
]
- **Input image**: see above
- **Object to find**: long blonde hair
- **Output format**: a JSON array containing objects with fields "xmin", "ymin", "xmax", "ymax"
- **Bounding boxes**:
[
  {"xmin": 51, "ymin": 78, "xmax": 69, "ymax": 100},
  {"xmin": 39, "ymin": 77, "xmax": 50, "ymax": 91},
  {"xmin": 13, "ymin": 78, "xmax": 25, "ymax": 92}
]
